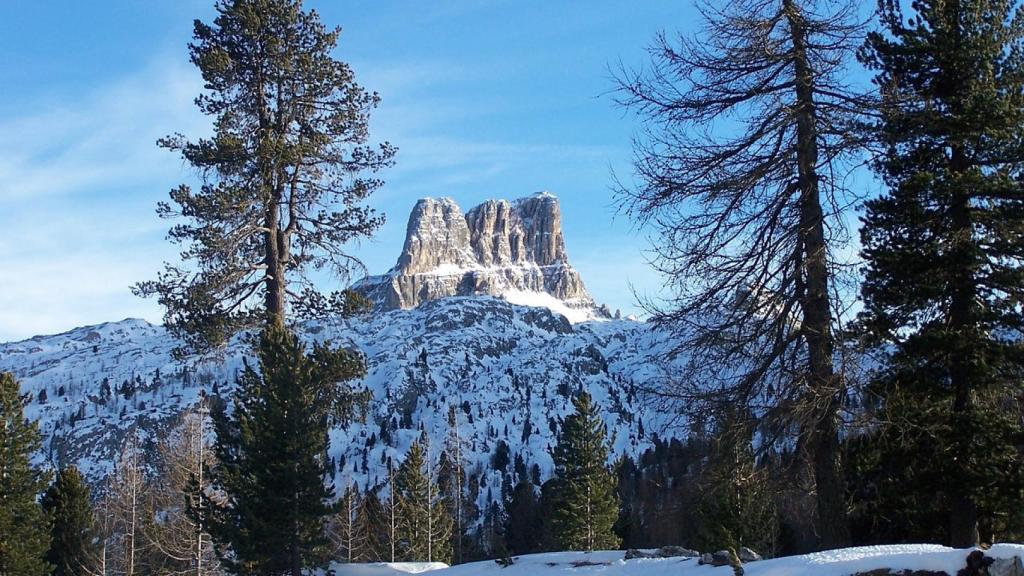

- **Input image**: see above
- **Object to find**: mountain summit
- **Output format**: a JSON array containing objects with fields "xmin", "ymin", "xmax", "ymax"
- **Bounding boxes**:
[{"xmin": 355, "ymin": 193, "xmax": 596, "ymax": 316}]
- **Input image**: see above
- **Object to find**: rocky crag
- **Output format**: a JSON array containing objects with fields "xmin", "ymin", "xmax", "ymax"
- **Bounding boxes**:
[{"xmin": 356, "ymin": 192, "xmax": 596, "ymax": 314}]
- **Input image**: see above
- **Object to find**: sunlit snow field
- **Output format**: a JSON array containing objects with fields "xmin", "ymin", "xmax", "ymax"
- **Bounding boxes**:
[{"xmin": 330, "ymin": 544, "xmax": 1024, "ymax": 576}]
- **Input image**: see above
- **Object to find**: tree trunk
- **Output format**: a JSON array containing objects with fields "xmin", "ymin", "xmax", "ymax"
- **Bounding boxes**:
[
  {"xmin": 291, "ymin": 526, "xmax": 302, "ymax": 576},
  {"xmin": 947, "ymin": 155, "xmax": 979, "ymax": 548},
  {"xmin": 784, "ymin": 0, "xmax": 849, "ymax": 550},
  {"xmin": 196, "ymin": 405, "xmax": 206, "ymax": 576},
  {"xmin": 265, "ymin": 224, "xmax": 285, "ymax": 327},
  {"xmin": 941, "ymin": 0, "xmax": 980, "ymax": 547},
  {"xmin": 389, "ymin": 466, "xmax": 397, "ymax": 563},
  {"xmin": 257, "ymin": 64, "xmax": 286, "ymax": 329}
]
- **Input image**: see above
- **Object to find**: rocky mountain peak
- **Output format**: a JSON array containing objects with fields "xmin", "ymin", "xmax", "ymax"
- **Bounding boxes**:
[
  {"xmin": 398, "ymin": 197, "xmax": 476, "ymax": 274},
  {"xmin": 356, "ymin": 192, "xmax": 596, "ymax": 315}
]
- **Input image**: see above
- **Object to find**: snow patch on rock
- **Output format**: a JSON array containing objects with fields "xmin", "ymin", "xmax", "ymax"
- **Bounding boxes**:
[{"xmin": 502, "ymin": 290, "xmax": 604, "ymax": 324}]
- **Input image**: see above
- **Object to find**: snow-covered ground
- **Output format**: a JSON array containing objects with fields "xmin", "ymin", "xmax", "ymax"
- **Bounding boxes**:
[
  {"xmin": 331, "ymin": 545, "xmax": 1024, "ymax": 576},
  {"xmin": 332, "ymin": 562, "xmax": 449, "ymax": 575}
]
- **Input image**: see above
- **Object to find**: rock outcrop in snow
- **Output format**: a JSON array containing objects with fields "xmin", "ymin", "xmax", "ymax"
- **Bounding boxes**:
[{"xmin": 356, "ymin": 193, "xmax": 595, "ymax": 313}]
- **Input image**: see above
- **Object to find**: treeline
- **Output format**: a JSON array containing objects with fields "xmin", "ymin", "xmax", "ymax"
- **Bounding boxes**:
[
  {"xmin": 0, "ymin": 356, "xmax": 624, "ymax": 574},
  {"xmin": 614, "ymin": 417, "xmax": 1024, "ymax": 557},
  {"xmin": 0, "ymin": 372, "xmax": 219, "ymax": 575}
]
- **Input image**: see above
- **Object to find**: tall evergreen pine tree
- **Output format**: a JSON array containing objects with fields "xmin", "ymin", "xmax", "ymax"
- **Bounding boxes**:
[
  {"xmin": 0, "ymin": 372, "xmax": 52, "ymax": 575},
  {"xmin": 693, "ymin": 409, "xmax": 777, "ymax": 554},
  {"xmin": 858, "ymin": 0, "xmax": 1024, "ymax": 547},
  {"xmin": 504, "ymin": 481, "xmax": 543, "ymax": 555},
  {"xmin": 549, "ymin": 392, "xmax": 620, "ymax": 552},
  {"xmin": 396, "ymin": 442, "xmax": 429, "ymax": 562},
  {"xmin": 208, "ymin": 324, "xmax": 364, "ymax": 575},
  {"xmin": 395, "ymin": 439, "xmax": 453, "ymax": 563},
  {"xmin": 42, "ymin": 466, "xmax": 95, "ymax": 576},
  {"xmin": 135, "ymin": 0, "xmax": 394, "ymax": 353}
]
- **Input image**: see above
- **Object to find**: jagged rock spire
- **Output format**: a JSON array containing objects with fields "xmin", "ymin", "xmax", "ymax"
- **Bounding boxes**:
[{"xmin": 356, "ymin": 192, "xmax": 594, "ymax": 311}]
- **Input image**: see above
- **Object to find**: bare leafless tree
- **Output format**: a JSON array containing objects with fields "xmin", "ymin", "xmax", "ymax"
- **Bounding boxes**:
[
  {"xmin": 383, "ymin": 463, "xmax": 399, "ymax": 563},
  {"xmin": 90, "ymin": 493, "xmax": 117, "ymax": 576},
  {"xmin": 148, "ymin": 401, "xmax": 223, "ymax": 575},
  {"xmin": 328, "ymin": 485, "xmax": 363, "ymax": 564},
  {"xmin": 105, "ymin": 433, "xmax": 151, "ymax": 576},
  {"xmin": 442, "ymin": 405, "xmax": 468, "ymax": 564},
  {"xmin": 614, "ymin": 0, "xmax": 872, "ymax": 549}
]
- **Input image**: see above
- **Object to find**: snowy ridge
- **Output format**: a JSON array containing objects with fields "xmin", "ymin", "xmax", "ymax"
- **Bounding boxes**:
[{"xmin": 0, "ymin": 297, "xmax": 677, "ymax": 516}]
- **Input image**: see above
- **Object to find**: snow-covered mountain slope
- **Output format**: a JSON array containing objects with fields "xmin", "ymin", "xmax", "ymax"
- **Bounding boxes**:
[
  {"xmin": 332, "ymin": 545, "xmax": 1024, "ymax": 576},
  {"xmin": 0, "ymin": 297, "xmax": 677, "ymax": 506}
]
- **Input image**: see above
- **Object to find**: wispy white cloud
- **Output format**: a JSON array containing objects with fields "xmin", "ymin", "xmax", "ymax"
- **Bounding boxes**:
[
  {"xmin": 378, "ymin": 137, "xmax": 616, "ymax": 198},
  {"xmin": 0, "ymin": 58, "xmax": 206, "ymax": 202},
  {"xmin": 0, "ymin": 250, "xmax": 167, "ymax": 343},
  {"xmin": 0, "ymin": 57, "xmax": 203, "ymax": 340}
]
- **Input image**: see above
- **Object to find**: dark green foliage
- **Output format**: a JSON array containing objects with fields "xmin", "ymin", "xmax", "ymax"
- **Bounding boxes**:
[
  {"xmin": 858, "ymin": 0, "xmax": 1024, "ymax": 546},
  {"xmin": 134, "ymin": 0, "xmax": 394, "ymax": 353},
  {"xmin": 548, "ymin": 392, "xmax": 621, "ymax": 552},
  {"xmin": 536, "ymin": 479, "xmax": 561, "ymax": 552},
  {"xmin": 395, "ymin": 439, "xmax": 452, "ymax": 563},
  {"xmin": 846, "ymin": 391, "xmax": 1024, "ymax": 544},
  {"xmin": 611, "ymin": 457, "xmax": 638, "ymax": 547},
  {"xmin": 42, "ymin": 466, "xmax": 95, "ymax": 576},
  {"xmin": 614, "ymin": 438, "xmax": 707, "ymax": 550},
  {"xmin": 845, "ymin": 413, "xmax": 948, "ymax": 545},
  {"xmin": 490, "ymin": 440, "xmax": 510, "ymax": 472},
  {"xmin": 692, "ymin": 411, "xmax": 776, "ymax": 555},
  {"xmin": 479, "ymin": 499, "xmax": 507, "ymax": 559},
  {"xmin": 503, "ymin": 481, "xmax": 542, "ymax": 555},
  {"xmin": 395, "ymin": 441, "xmax": 428, "ymax": 561},
  {"xmin": 208, "ymin": 324, "xmax": 365, "ymax": 575},
  {"xmin": 0, "ymin": 372, "xmax": 52, "ymax": 576}
]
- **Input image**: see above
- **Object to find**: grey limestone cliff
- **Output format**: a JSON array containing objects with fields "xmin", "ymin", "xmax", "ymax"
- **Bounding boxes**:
[{"xmin": 356, "ymin": 192, "xmax": 594, "ymax": 311}]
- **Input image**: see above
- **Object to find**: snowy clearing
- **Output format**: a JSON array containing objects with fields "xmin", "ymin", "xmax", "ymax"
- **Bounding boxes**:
[
  {"xmin": 331, "ymin": 544, "xmax": 1024, "ymax": 575},
  {"xmin": 332, "ymin": 562, "xmax": 449, "ymax": 575}
]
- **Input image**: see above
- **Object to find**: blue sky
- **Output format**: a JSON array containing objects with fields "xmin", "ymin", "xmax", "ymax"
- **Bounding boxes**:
[{"xmin": 0, "ymin": 1, "xmax": 699, "ymax": 341}]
